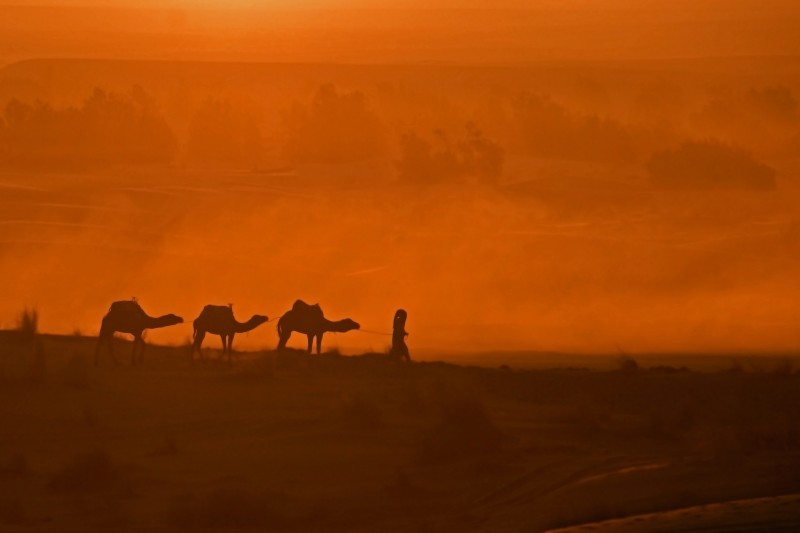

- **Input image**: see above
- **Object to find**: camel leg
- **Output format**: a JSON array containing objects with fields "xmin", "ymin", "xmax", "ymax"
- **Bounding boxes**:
[
  {"xmin": 278, "ymin": 330, "xmax": 290, "ymax": 351},
  {"xmin": 307, "ymin": 334, "xmax": 313, "ymax": 353},
  {"xmin": 219, "ymin": 335, "xmax": 227, "ymax": 360},
  {"xmin": 316, "ymin": 333, "xmax": 323, "ymax": 355},
  {"xmin": 228, "ymin": 333, "xmax": 235, "ymax": 364},
  {"xmin": 139, "ymin": 338, "xmax": 146, "ymax": 365},
  {"xmin": 95, "ymin": 332, "xmax": 118, "ymax": 366},
  {"xmin": 192, "ymin": 330, "xmax": 206, "ymax": 362}
]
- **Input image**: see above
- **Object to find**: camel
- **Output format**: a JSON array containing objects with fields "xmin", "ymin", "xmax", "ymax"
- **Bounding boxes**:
[
  {"xmin": 95, "ymin": 300, "xmax": 183, "ymax": 366},
  {"xmin": 192, "ymin": 305, "xmax": 268, "ymax": 362},
  {"xmin": 277, "ymin": 300, "xmax": 360, "ymax": 354}
]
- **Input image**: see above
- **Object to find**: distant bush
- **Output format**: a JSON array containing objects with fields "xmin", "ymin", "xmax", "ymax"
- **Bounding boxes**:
[
  {"xmin": 616, "ymin": 355, "xmax": 639, "ymax": 373},
  {"xmin": 647, "ymin": 140, "xmax": 776, "ymax": 190},
  {"xmin": 747, "ymin": 86, "xmax": 799, "ymax": 124},
  {"xmin": 694, "ymin": 86, "xmax": 800, "ymax": 157},
  {"xmin": 397, "ymin": 123, "xmax": 504, "ymax": 185},
  {"xmin": 282, "ymin": 84, "xmax": 384, "ymax": 164},
  {"xmin": 700, "ymin": 86, "xmax": 798, "ymax": 128},
  {"xmin": 15, "ymin": 307, "xmax": 38, "ymax": 340},
  {"xmin": 511, "ymin": 92, "xmax": 649, "ymax": 163},
  {"xmin": 0, "ymin": 86, "xmax": 176, "ymax": 169},
  {"xmin": 186, "ymin": 98, "xmax": 262, "ymax": 167}
]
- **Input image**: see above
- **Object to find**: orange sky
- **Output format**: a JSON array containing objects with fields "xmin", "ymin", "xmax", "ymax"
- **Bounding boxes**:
[{"xmin": 1, "ymin": 1, "xmax": 800, "ymax": 64}]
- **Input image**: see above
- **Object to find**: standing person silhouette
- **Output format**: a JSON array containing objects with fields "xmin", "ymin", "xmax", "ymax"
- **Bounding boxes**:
[{"xmin": 390, "ymin": 309, "xmax": 410, "ymax": 362}]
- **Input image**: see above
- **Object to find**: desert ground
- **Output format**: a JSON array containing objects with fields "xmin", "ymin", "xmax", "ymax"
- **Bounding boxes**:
[{"xmin": 2, "ymin": 331, "xmax": 800, "ymax": 532}]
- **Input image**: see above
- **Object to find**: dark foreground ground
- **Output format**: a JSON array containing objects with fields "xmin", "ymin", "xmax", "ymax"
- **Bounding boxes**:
[{"xmin": 2, "ymin": 332, "xmax": 800, "ymax": 532}]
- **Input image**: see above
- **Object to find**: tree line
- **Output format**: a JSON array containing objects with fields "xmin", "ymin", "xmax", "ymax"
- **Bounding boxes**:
[{"xmin": 1, "ymin": 82, "xmax": 793, "ymax": 189}]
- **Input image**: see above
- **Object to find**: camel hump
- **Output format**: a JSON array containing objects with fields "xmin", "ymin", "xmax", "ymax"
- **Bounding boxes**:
[
  {"xmin": 291, "ymin": 300, "xmax": 324, "ymax": 318},
  {"xmin": 108, "ymin": 300, "xmax": 145, "ymax": 317},
  {"xmin": 291, "ymin": 300, "xmax": 313, "ymax": 311},
  {"xmin": 200, "ymin": 304, "xmax": 235, "ymax": 320}
]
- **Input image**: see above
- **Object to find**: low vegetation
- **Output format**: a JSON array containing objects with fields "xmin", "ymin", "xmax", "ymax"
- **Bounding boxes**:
[
  {"xmin": 647, "ymin": 140, "xmax": 776, "ymax": 190},
  {"xmin": 0, "ymin": 87, "xmax": 175, "ymax": 169},
  {"xmin": 397, "ymin": 123, "xmax": 504, "ymax": 185},
  {"xmin": 15, "ymin": 307, "xmax": 38, "ymax": 340}
]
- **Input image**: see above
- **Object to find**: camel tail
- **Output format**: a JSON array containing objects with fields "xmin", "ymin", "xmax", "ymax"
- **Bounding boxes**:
[{"xmin": 192, "ymin": 319, "xmax": 199, "ymax": 340}]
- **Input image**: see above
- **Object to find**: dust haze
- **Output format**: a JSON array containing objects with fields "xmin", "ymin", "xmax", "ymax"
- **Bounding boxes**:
[{"xmin": 1, "ymin": 52, "xmax": 799, "ymax": 354}]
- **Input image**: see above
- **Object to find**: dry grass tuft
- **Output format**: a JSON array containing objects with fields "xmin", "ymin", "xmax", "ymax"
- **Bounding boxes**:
[
  {"xmin": 616, "ymin": 355, "xmax": 640, "ymax": 373},
  {"xmin": 15, "ymin": 307, "xmax": 38, "ymax": 341}
]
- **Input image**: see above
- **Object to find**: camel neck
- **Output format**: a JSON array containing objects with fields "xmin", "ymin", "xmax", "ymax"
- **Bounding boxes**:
[
  {"xmin": 147, "ymin": 314, "xmax": 172, "ymax": 329},
  {"xmin": 234, "ymin": 318, "xmax": 260, "ymax": 333},
  {"xmin": 324, "ymin": 318, "xmax": 347, "ymax": 332}
]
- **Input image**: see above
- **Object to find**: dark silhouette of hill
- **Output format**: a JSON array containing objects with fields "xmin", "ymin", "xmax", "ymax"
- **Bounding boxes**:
[{"xmin": 3, "ymin": 330, "xmax": 800, "ymax": 531}]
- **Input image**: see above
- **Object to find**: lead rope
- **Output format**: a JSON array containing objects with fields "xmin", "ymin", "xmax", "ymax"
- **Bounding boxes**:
[{"xmin": 357, "ymin": 329, "xmax": 394, "ymax": 336}]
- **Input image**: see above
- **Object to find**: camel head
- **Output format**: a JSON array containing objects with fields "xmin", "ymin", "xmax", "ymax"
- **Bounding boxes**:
[
  {"xmin": 159, "ymin": 314, "xmax": 184, "ymax": 328},
  {"xmin": 234, "ymin": 314, "xmax": 269, "ymax": 334},
  {"xmin": 333, "ymin": 318, "xmax": 360, "ymax": 333},
  {"xmin": 250, "ymin": 315, "xmax": 269, "ymax": 328},
  {"xmin": 146, "ymin": 313, "xmax": 183, "ymax": 331}
]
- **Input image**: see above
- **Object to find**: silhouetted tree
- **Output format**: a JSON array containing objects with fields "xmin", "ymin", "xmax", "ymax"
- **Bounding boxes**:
[
  {"xmin": 511, "ymin": 92, "xmax": 657, "ymax": 163},
  {"xmin": 746, "ymin": 86, "xmax": 798, "ymax": 125},
  {"xmin": 396, "ymin": 124, "xmax": 504, "ymax": 185},
  {"xmin": 0, "ymin": 87, "xmax": 176, "ymax": 169},
  {"xmin": 396, "ymin": 131, "xmax": 460, "ymax": 184},
  {"xmin": 647, "ymin": 140, "xmax": 776, "ymax": 190},
  {"xmin": 458, "ymin": 123, "xmax": 505, "ymax": 184},
  {"xmin": 282, "ymin": 84, "xmax": 384, "ymax": 164},
  {"xmin": 694, "ymin": 86, "xmax": 800, "ymax": 158}
]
